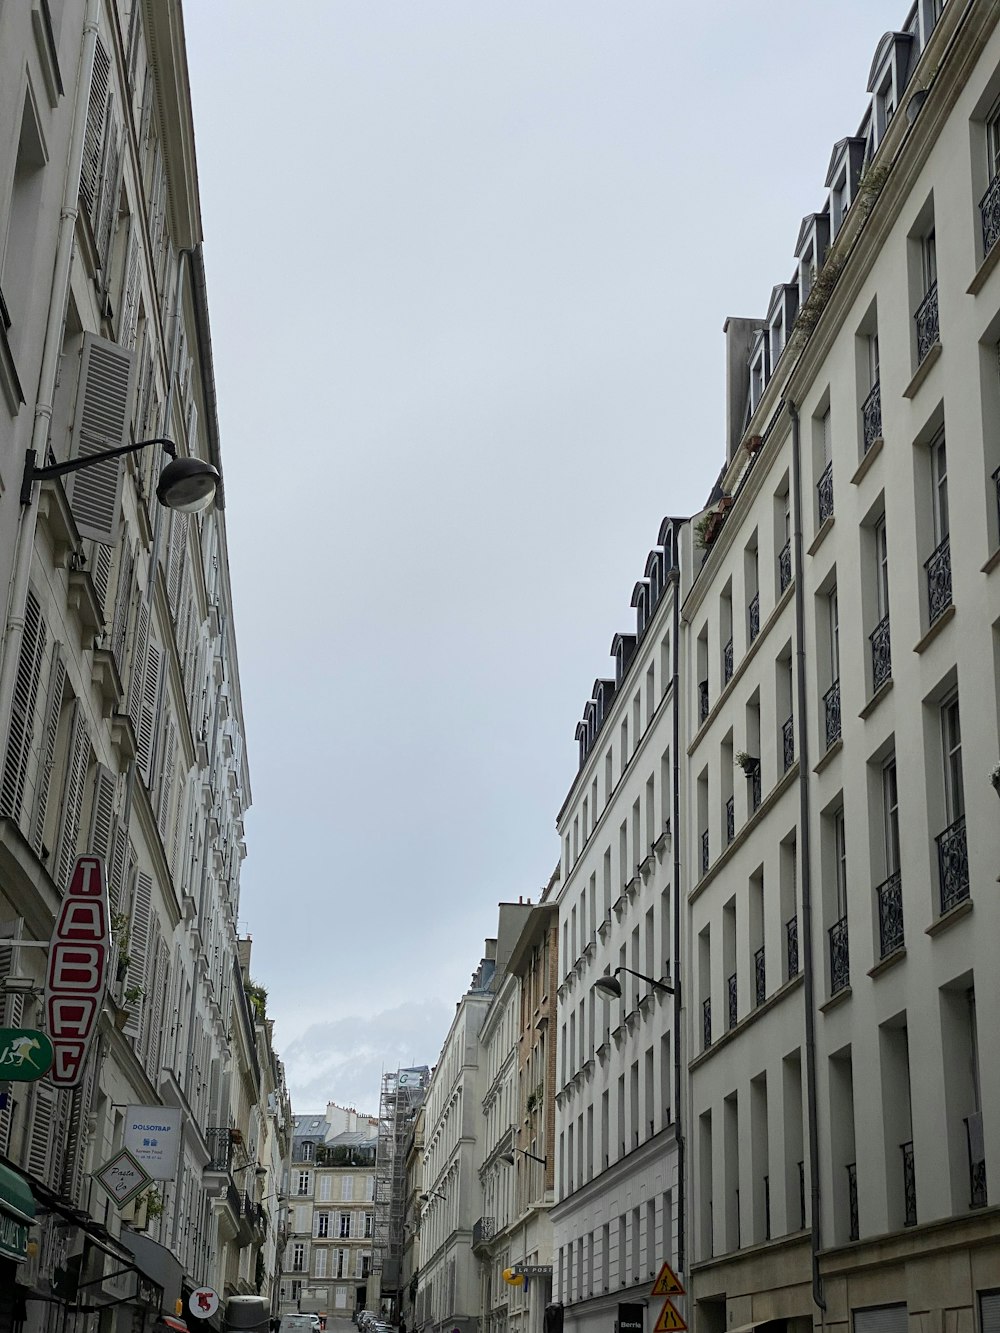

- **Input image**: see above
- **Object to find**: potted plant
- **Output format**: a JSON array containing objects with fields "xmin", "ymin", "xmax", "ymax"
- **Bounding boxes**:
[
  {"xmin": 111, "ymin": 911, "xmax": 131, "ymax": 983},
  {"xmin": 990, "ymin": 762, "xmax": 1000, "ymax": 797},
  {"xmin": 123, "ymin": 984, "xmax": 145, "ymax": 1006},
  {"xmin": 734, "ymin": 751, "xmax": 758, "ymax": 774},
  {"xmin": 745, "ymin": 435, "xmax": 764, "ymax": 457}
]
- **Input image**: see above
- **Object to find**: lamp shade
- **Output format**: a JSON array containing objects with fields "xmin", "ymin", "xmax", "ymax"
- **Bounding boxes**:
[
  {"xmin": 156, "ymin": 455, "xmax": 220, "ymax": 512},
  {"xmin": 593, "ymin": 975, "xmax": 623, "ymax": 1000},
  {"xmin": 499, "ymin": 1152, "xmax": 516, "ymax": 1167}
]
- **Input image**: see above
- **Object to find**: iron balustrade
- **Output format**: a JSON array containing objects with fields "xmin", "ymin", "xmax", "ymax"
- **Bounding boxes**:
[
  {"xmin": 847, "ymin": 1163, "xmax": 859, "ymax": 1241},
  {"xmin": 723, "ymin": 637, "xmax": 734, "ymax": 685},
  {"xmin": 870, "ymin": 614, "xmax": 892, "ymax": 693},
  {"xmin": 750, "ymin": 761, "xmax": 762, "ymax": 813},
  {"xmin": 924, "ymin": 535, "xmax": 952, "ymax": 625},
  {"xmin": 782, "ymin": 714, "xmax": 795, "ymax": 772},
  {"xmin": 703, "ymin": 997, "xmax": 712, "ymax": 1050},
  {"xmin": 915, "ymin": 282, "xmax": 939, "ymax": 362},
  {"xmin": 748, "ymin": 592, "xmax": 760, "ymax": 643},
  {"xmin": 473, "ymin": 1217, "xmax": 496, "ymax": 1248},
  {"xmin": 966, "ymin": 1113, "xmax": 988, "ymax": 1208},
  {"xmin": 727, "ymin": 972, "xmax": 738, "ymax": 1030},
  {"xmin": 764, "ymin": 1174, "xmax": 771, "ymax": 1241},
  {"xmin": 824, "ymin": 679, "xmax": 841, "ymax": 749},
  {"xmin": 935, "ymin": 815, "xmax": 969, "ymax": 913},
  {"xmin": 701, "ymin": 828, "xmax": 710, "ymax": 876},
  {"xmin": 902, "ymin": 1140, "xmax": 917, "ymax": 1226},
  {"xmin": 876, "ymin": 870, "xmax": 904, "ymax": 957},
  {"xmin": 754, "ymin": 946, "xmax": 766, "ymax": 1007},
  {"xmin": 798, "ymin": 1161, "xmax": 806, "ymax": 1230},
  {"xmin": 981, "ymin": 171, "xmax": 1000, "ymax": 255},
  {"xmin": 205, "ymin": 1126, "xmax": 235, "ymax": 1172},
  {"xmin": 725, "ymin": 796, "xmax": 735, "ymax": 845},
  {"xmin": 778, "ymin": 539, "xmax": 792, "ymax": 593},
  {"xmin": 817, "ymin": 461, "xmax": 834, "ymax": 524},
  {"xmin": 699, "ymin": 679, "xmax": 709, "ymax": 724},
  {"xmin": 786, "ymin": 915, "xmax": 799, "ymax": 979},
  {"xmin": 994, "ymin": 465, "xmax": 1000, "ymax": 536},
  {"xmin": 829, "ymin": 914, "xmax": 849, "ymax": 995},
  {"xmin": 861, "ymin": 379, "xmax": 882, "ymax": 453}
]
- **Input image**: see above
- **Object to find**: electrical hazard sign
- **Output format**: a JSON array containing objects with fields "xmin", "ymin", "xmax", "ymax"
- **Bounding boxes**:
[
  {"xmin": 653, "ymin": 1300, "xmax": 687, "ymax": 1333},
  {"xmin": 650, "ymin": 1262, "xmax": 685, "ymax": 1296}
]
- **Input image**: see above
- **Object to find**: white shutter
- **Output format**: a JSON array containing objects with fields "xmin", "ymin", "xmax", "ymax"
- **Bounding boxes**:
[
  {"xmin": 127, "ymin": 594, "xmax": 149, "ymax": 723},
  {"xmin": 108, "ymin": 822, "xmax": 130, "ymax": 915},
  {"xmin": 54, "ymin": 702, "xmax": 90, "ymax": 891},
  {"xmin": 1, "ymin": 591, "xmax": 46, "ymax": 823},
  {"xmin": 87, "ymin": 764, "xmax": 116, "ymax": 865},
  {"xmin": 145, "ymin": 939, "xmax": 169, "ymax": 1080},
  {"xmin": 94, "ymin": 119, "xmax": 122, "ymax": 273},
  {"xmin": 26, "ymin": 1083, "xmax": 57, "ymax": 1182},
  {"xmin": 111, "ymin": 542, "xmax": 134, "ymax": 668},
  {"xmin": 80, "ymin": 36, "xmax": 110, "ymax": 217},
  {"xmin": 67, "ymin": 333, "xmax": 135, "ymax": 545},
  {"xmin": 119, "ymin": 228, "xmax": 141, "ymax": 350},
  {"xmin": 30, "ymin": 642, "xmax": 64, "ymax": 854},
  {"xmin": 89, "ymin": 540, "xmax": 113, "ymax": 616},
  {"xmin": 167, "ymin": 513, "xmax": 187, "ymax": 617},
  {"xmin": 123, "ymin": 869, "xmax": 152, "ymax": 1041},
  {"xmin": 853, "ymin": 1307, "xmax": 908, "ymax": 1333},
  {"xmin": 137, "ymin": 638, "xmax": 160, "ymax": 783},
  {"xmin": 65, "ymin": 1054, "xmax": 98, "ymax": 1204}
]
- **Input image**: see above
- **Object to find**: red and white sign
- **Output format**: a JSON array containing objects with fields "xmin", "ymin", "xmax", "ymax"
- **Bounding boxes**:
[
  {"xmin": 189, "ymin": 1288, "xmax": 220, "ymax": 1319},
  {"xmin": 44, "ymin": 855, "xmax": 110, "ymax": 1086}
]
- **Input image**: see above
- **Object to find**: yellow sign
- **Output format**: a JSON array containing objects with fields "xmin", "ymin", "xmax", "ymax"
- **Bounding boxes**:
[
  {"xmin": 653, "ymin": 1300, "xmax": 687, "ymax": 1333},
  {"xmin": 650, "ymin": 1262, "xmax": 685, "ymax": 1296},
  {"xmin": 502, "ymin": 1268, "xmax": 525, "ymax": 1287}
]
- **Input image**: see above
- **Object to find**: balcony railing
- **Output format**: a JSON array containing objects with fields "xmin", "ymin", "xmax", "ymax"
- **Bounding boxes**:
[
  {"xmin": 824, "ymin": 679, "xmax": 841, "ymax": 749},
  {"xmin": 754, "ymin": 946, "xmax": 766, "ymax": 1007},
  {"xmin": 472, "ymin": 1217, "xmax": 496, "ymax": 1249},
  {"xmin": 764, "ymin": 1174, "xmax": 771, "ymax": 1241},
  {"xmin": 798, "ymin": 1160, "xmax": 806, "ymax": 1230},
  {"xmin": 205, "ymin": 1126, "xmax": 235, "ymax": 1172},
  {"xmin": 725, "ymin": 796, "xmax": 734, "ymax": 845},
  {"xmin": 723, "ymin": 637, "xmax": 733, "ymax": 685},
  {"xmin": 727, "ymin": 972, "xmax": 738, "ymax": 1030},
  {"xmin": 870, "ymin": 614, "xmax": 891, "ymax": 693},
  {"xmin": 786, "ymin": 915, "xmax": 799, "ymax": 979},
  {"xmin": 778, "ymin": 539, "xmax": 792, "ymax": 593},
  {"xmin": 847, "ymin": 1163, "xmax": 859, "ymax": 1241},
  {"xmin": 993, "ymin": 464, "xmax": 1000, "ymax": 536},
  {"xmin": 876, "ymin": 870, "xmax": 904, "ymax": 957},
  {"xmin": 748, "ymin": 592, "xmax": 760, "ymax": 644},
  {"xmin": 750, "ymin": 761, "xmax": 762, "ymax": 813},
  {"xmin": 982, "ymin": 171, "xmax": 1000, "ymax": 255},
  {"xmin": 925, "ymin": 535, "xmax": 952, "ymax": 625},
  {"xmin": 966, "ymin": 1112, "xmax": 988, "ymax": 1208},
  {"xmin": 935, "ymin": 815, "xmax": 969, "ymax": 913},
  {"xmin": 829, "ymin": 915, "xmax": 849, "ymax": 995},
  {"xmin": 703, "ymin": 997, "xmax": 712, "ymax": 1050},
  {"xmin": 902, "ymin": 1140, "xmax": 917, "ymax": 1226},
  {"xmin": 817, "ymin": 461, "xmax": 834, "ymax": 524},
  {"xmin": 699, "ymin": 679, "xmax": 709, "ymax": 724},
  {"xmin": 782, "ymin": 714, "xmax": 795, "ymax": 772},
  {"xmin": 915, "ymin": 282, "xmax": 939, "ymax": 362},
  {"xmin": 701, "ymin": 828, "xmax": 709, "ymax": 876},
  {"xmin": 861, "ymin": 379, "xmax": 882, "ymax": 453}
]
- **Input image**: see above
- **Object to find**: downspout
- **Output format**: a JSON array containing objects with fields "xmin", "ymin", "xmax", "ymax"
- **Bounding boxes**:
[
  {"xmin": 668, "ymin": 535, "xmax": 684, "ymax": 1277},
  {"xmin": 0, "ymin": 0, "xmax": 101, "ymax": 764},
  {"xmin": 789, "ymin": 401, "xmax": 825, "ymax": 1313}
]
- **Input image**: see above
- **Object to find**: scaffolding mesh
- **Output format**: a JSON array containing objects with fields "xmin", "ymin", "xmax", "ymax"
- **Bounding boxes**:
[{"xmin": 372, "ymin": 1067, "xmax": 428, "ymax": 1292}]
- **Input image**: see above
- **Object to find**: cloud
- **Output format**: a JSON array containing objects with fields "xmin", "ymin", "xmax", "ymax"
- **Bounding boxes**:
[{"xmin": 282, "ymin": 1000, "xmax": 453, "ymax": 1115}]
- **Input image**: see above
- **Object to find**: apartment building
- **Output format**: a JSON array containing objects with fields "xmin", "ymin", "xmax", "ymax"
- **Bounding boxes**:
[
  {"xmin": 0, "ymin": 1, "xmax": 280, "ymax": 1326},
  {"xmin": 400, "ymin": 1105, "xmax": 427, "ymax": 1332},
  {"xmin": 684, "ymin": 2, "xmax": 1000, "ymax": 1330},
  {"xmin": 551, "ymin": 521, "xmax": 685, "ymax": 1333}
]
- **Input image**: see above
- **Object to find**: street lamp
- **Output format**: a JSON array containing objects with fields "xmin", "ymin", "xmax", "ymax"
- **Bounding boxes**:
[
  {"xmin": 499, "ymin": 1147, "xmax": 547, "ymax": 1168},
  {"xmin": 419, "ymin": 1190, "xmax": 447, "ymax": 1203},
  {"xmin": 592, "ymin": 967, "xmax": 673, "ymax": 1001},
  {"xmin": 20, "ymin": 437, "xmax": 220, "ymax": 512}
]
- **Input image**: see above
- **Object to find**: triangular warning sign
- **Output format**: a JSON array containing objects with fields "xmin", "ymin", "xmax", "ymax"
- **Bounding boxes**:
[
  {"xmin": 650, "ymin": 1262, "xmax": 685, "ymax": 1296},
  {"xmin": 653, "ymin": 1299, "xmax": 687, "ymax": 1333}
]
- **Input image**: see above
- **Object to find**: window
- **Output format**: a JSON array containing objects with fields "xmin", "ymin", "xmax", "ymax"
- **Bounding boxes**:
[
  {"xmin": 297, "ymin": 1171, "xmax": 311, "ymax": 1196},
  {"xmin": 364, "ymin": 1212, "xmax": 373, "ymax": 1238},
  {"xmin": 316, "ymin": 1212, "xmax": 330, "ymax": 1238},
  {"xmin": 942, "ymin": 696, "xmax": 964, "ymax": 824},
  {"xmin": 339, "ymin": 1212, "xmax": 351, "ymax": 1238},
  {"xmin": 922, "ymin": 229, "xmax": 937, "ymax": 292},
  {"xmin": 882, "ymin": 760, "xmax": 900, "ymax": 876},
  {"xmin": 319, "ymin": 1175, "xmax": 332, "ymax": 1201},
  {"xmin": 874, "ymin": 518, "xmax": 889, "ymax": 621},
  {"xmin": 834, "ymin": 810, "xmax": 847, "ymax": 919},
  {"xmin": 314, "ymin": 1248, "xmax": 328, "ymax": 1278},
  {"xmin": 301, "ymin": 1141, "xmax": 314, "ymax": 1162},
  {"xmin": 341, "ymin": 1175, "xmax": 353, "ymax": 1201},
  {"xmin": 931, "ymin": 436, "xmax": 949, "ymax": 544},
  {"xmin": 292, "ymin": 1242, "xmax": 305, "ymax": 1272}
]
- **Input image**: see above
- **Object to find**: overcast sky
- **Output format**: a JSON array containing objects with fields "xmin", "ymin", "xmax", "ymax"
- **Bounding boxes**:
[{"xmin": 184, "ymin": 1, "xmax": 904, "ymax": 1115}]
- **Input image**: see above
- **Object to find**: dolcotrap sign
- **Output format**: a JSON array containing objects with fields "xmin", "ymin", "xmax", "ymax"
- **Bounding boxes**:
[{"xmin": 44, "ymin": 855, "xmax": 110, "ymax": 1085}]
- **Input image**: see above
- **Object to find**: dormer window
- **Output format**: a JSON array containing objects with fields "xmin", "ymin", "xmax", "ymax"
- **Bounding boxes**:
[
  {"xmin": 750, "ymin": 336, "xmax": 768, "ymax": 414},
  {"xmin": 832, "ymin": 171, "xmax": 850, "ymax": 235},
  {"xmin": 826, "ymin": 138, "xmax": 867, "ymax": 241},
  {"xmin": 645, "ymin": 549, "xmax": 662, "ymax": 610},
  {"xmin": 867, "ymin": 33, "xmax": 914, "ymax": 151},
  {"xmin": 632, "ymin": 581, "xmax": 650, "ymax": 639}
]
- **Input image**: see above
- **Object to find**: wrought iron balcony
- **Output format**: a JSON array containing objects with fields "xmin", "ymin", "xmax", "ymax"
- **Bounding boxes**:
[
  {"xmin": 847, "ymin": 1163, "xmax": 859, "ymax": 1241},
  {"xmin": 993, "ymin": 464, "xmax": 1000, "ymax": 535},
  {"xmin": 703, "ymin": 997, "xmax": 712, "ymax": 1050},
  {"xmin": 725, "ymin": 796, "xmax": 734, "ymax": 845},
  {"xmin": 981, "ymin": 171, "xmax": 1000, "ymax": 255},
  {"xmin": 764, "ymin": 1174, "xmax": 771, "ymax": 1241},
  {"xmin": 935, "ymin": 815, "xmax": 969, "ymax": 913},
  {"xmin": 817, "ymin": 461, "xmax": 834, "ymax": 524},
  {"xmin": 876, "ymin": 870, "xmax": 903, "ymax": 957},
  {"xmin": 205, "ymin": 1126, "xmax": 235, "ymax": 1173},
  {"xmin": 723, "ymin": 637, "xmax": 733, "ymax": 685},
  {"xmin": 798, "ymin": 1160, "xmax": 806, "ymax": 1230},
  {"xmin": 698, "ymin": 679, "xmax": 709, "ymax": 724},
  {"xmin": 824, "ymin": 679, "xmax": 841, "ymax": 749},
  {"xmin": 748, "ymin": 592, "xmax": 760, "ymax": 644},
  {"xmin": 966, "ymin": 1112, "xmax": 988, "ymax": 1208},
  {"xmin": 786, "ymin": 915, "xmax": 798, "ymax": 979},
  {"xmin": 754, "ymin": 946, "xmax": 766, "ymax": 1007},
  {"xmin": 727, "ymin": 972, "xmax": 737, "ymax": 1030},
  {"xmin": 869, "ymin": 614, "xmax": 891, "ymax": 693},
  {"xmin": 915, "ymin": 282, "xmax": 939, "ymax": 363},
  {"xmin": 750, "ymin": 761, "xmax": 762, "ymax": 813},
  {"xmin": 829, "ymin": 914, "xmax": 849, "ymax": 995},
  {"xmin": 778, "ymin": 539, "xmax": 792, "ymax": 593},
  {"xmin": 861, "ymin": 379, "xmax": 882, "ymax": 453},
  {"xmin": 924, "ymin": 535, "xmax": 952, "ymax": 625},
  {"xmin": 902, "ymin": 1140, "xmax": 917, "ymax": 1226},
  {"xmin": 472, "ymin": 1216, "xmax": 496, "ymax": 1250},
  {"xmin": 782, "ymin": 714, "xmax": 795, "ymax": 772},
  {"xmin": 701, "ymin": 828, "xmax": 709, "ymax": 876}
]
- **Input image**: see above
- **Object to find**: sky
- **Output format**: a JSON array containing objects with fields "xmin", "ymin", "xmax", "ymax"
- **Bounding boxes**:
[{"xmin": 183, "ymin": 0, "xmax": 905, "ymax": 1115}]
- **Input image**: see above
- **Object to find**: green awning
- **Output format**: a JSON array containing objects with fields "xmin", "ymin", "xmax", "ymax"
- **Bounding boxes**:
[{"xmin": 0, "ymin": 1163, "xmax": 35, "ymax": 1263}]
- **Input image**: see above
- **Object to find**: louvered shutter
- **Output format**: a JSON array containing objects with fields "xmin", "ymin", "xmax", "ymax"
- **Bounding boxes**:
[
  {"xmin": 80, "ymin": 37, "xmax": 110, "ymax": 217},
  {"xmin": 87, "ymin": 764, "xmax": 116, "ymax": 866},
  {"xmin": 145, "ymin": 938, "xmax": 169, "ymax": 1080},
  {"xmin": 853, "ymin": 1308, "xmax": 908, "ymax": 1333},
  {"xmin": 89, "ymin": 540, "xmax": 113, "ymax": 617},
  {"xmin": 127, "ymin": 593, "xmax": 149, "ymax": 724},
  {"xmin": 31, "ymin": 644, "xmax": 66, "ymax": 855},
  {"xmin": 980, "ymin": 1294, "xmax": 1000, "ymax": 1333},
  {"xmin": 167, "ymin": 512, "xmax": 187, "ymax": 617},
  {"xmin": 54, "ymin": 703, "xmax": 91, "ymax": 892},
  {"xmin": 138, "ymin": 921, "xmax": 159, "ymax": 1067},
  {"xmin": 0, "ymin": 919, "xmax": 21, "ymax": 1156},
  {"xmin": 26, "ymin": 1082, "xmax": 57, "ymax": 1182},
  {"xmin": 64, "ymin": 1054, "xmax": 97, "ymax": 1204},
  {"xmin": 94, "ymin": 118, "xmax": 122, "ymax": 274},
  {"xmin": 138, "ymin": 638, "xmax": 160, "ymax": 784},
  {"xmin": 1, "ymin": 591, "xmax": 46, "ymax": 823},
  {"xmin": 111, "ymin": 542, "xmax": 134, "ymax": 668},
  {"xmin": 123, "ymin": 870, "xmax": 152, "ymax": 1041},
  {"xmin": 119, "ymin": 229, "xmax": 141, "ymax": 350},
  {"xmin": 67, "ymin": 333, "xmax": 135, "ymax": 545}
]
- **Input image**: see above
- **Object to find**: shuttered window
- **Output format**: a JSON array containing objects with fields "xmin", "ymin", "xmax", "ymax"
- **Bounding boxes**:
[
  {"xmin": 54, "ymin": 702, "xmax": 91, "ymax": 892},
  {"xmin": 110, "ymin": 542, "xmax": 134, "ymax": 669},
  {"xmin": 94, "ymin": 118, "xmax": 122, "ymax": 272},
  {"xmin": 119, "ymin": 228, "xmax": 141, "ymax": 350},
  {"xmin": 87, "ymin": 765, "xmax": 116, "ymax": 868},
  {"xmin": 979, "ymin": 1293, "xmax": 1000, "ymax": 1333},
  {"xmin": 26, "ymin": 1082, "xmax": 57, "ymax": 1182},
  {"xmin": 123, "ymin": 870, "xmax": 152, "ymax": 1041},
  {"xmin": 30, "ymin": 643, "xmax": 64, "ymax": 855},
  {"xmin": 80, "ymin": 37, "xmax": 110, "ymax": 217},
  {"xmin": 67, "ymin": 333, "xmax": 135, "ymax": 545},
  {"xmin": 1, "ymin": 590, "xmax": 46, "ymax": 823},
  {"xmin": 854, "ymin": 1306, "xmax": 908, "ymax": 1333}
]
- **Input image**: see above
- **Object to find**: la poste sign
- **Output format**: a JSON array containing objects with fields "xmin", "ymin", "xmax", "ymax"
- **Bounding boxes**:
[{"xmin": 44, "ymin": 855, "xmax": 110, "ymax": 1086}]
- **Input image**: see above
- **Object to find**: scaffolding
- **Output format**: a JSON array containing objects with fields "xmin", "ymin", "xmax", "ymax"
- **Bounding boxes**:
[{"xmin": 372, "ymin": 1067, "xmax": 429, "ymax": 1301}]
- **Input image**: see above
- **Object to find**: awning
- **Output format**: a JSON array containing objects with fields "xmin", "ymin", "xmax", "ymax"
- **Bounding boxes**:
[{"xmin": 0, "ymin": 1162, "xmax": 35, "ymax": 1262}]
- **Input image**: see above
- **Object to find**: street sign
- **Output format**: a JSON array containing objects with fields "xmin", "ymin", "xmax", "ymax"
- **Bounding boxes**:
[
  {"xmin": 0, "ymin": 1028, "xmax": 53, "ymax": 1080},
  {"xmin": 44, "ymin": 855, "xmax": 110, "ymax": 1086},
  {"xmin": 189, "ymin": 1288, "xmax": 220, "ymax": 1318},
  {"xmin": 650, "ymin": 1262, "xmax": 685, "ymax": 1296},
  {"xmin": 653, "ymin": 1300, "xmax": 687, "ymax": 1333},
  {"xmin": 93, "ymin": 1147, "xmax": 151, "ymax": 1208},
  {"xmin": 123, "ymin": 1105, "xmax": 183, "ymax": 1180}
]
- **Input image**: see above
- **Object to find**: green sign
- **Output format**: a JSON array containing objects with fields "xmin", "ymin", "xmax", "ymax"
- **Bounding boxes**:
[
  {"xmin": 0, "ymin": 1163, "xmax": 34, "ymax": 1263},
  {"xmin": 0, "ymin": 1207, "xmax": 29, "ymax": 1262},
  {"xmin": 0, "ymin": 1029, "xmax": 54, "ymax": 1081}
]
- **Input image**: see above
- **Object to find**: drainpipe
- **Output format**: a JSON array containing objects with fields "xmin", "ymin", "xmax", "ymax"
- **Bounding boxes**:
[
  {"xmin": 668, "ymin": 533, "xmax": 684, "ymax": 1277},
  {"xmin": 0, "ymin": 0, "xmax": 102, "ymax": 766},
  {"xmin": 789, "ymin": 401, "xmax": 825, "ymax": 1313}
]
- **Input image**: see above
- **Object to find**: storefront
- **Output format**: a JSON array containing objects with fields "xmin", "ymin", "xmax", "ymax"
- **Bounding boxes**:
[{"xmin": 0, "ymin": 1162, "xmax": 36, "ymax": 1333}]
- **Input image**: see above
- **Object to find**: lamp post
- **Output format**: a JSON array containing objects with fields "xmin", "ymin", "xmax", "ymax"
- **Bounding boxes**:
[
  {"xmin": 498, "ymin": 1148, "xmax": 547, "ymax": 1168},
  {"xmin": 418, "ymin": 1190, "xmax": 447, "ymax": 1203},
  {"xmin": 19, "ymin": 436, "xmax": 220, "ymax": 512},
  {"xmin": 592, "ymin": 967, "xmax": 674, "ymax": 1001}
]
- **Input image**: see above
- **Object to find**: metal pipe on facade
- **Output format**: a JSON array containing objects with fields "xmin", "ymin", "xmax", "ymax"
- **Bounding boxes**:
[{"xmin": 668, "ymin": 526, "xmax": 685, "ymax": 1277}]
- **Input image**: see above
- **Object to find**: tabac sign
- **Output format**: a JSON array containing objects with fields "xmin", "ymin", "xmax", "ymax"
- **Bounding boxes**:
[{"xmin": 44, "ymin": 855, "xmax": 110, "ymax": 1086}]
